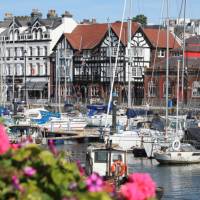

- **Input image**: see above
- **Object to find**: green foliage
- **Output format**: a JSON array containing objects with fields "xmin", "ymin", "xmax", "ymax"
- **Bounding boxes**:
[
  {"xmin": 0, "ymin": 145, "xmax": 113, "ymax": 200},
  {"xmin": 132, "ymin": 14, "xmax": 147, "ymax": 25}
]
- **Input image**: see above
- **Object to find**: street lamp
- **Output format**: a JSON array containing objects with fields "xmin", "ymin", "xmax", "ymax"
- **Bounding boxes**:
[{"xmin": 24, "ymin": 49, "xmax": 27, "ymax": 104}]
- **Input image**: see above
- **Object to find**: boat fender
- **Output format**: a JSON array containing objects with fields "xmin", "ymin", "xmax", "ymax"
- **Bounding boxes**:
[{"xmin": 172, "ymin": 139, "xmax": 181, "ymax": 151}]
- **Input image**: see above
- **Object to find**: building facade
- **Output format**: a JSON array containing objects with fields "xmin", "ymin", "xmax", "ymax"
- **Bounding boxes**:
[
  {"xmin": 0, "ymin": 10, "xmax": 77, "ymax": 104},
  {"xmin": 53, "ymin": 22, "xmax": 180, "ymax": 105},
  {"xmin": 144, "ymin": 35, "xmax": 200, "ymax": 107}
]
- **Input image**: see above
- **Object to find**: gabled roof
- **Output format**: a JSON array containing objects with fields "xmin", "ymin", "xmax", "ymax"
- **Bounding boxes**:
[
  {"xmin": 64, "ymin": 23, "xmax": 108, "ymax": 50},
  {"xmin": 143, "ymin": 28, "xmax": 180, "ymax": 49},
  {"xmin": 64, "ymin": 21, "xmax": 140, "ymax": 50},
  {"xmin": 111, "ymin": 21, "xmax": 140, "ymax": 45}
]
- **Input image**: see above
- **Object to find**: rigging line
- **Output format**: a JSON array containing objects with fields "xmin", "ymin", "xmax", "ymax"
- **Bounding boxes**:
[
  {"xmin": 170, "ymin": 0, "xmax": 184, "ymax": 49},
  {"xmin": 148, "ymin": 0, "xmax": 165, "ymax": 104},
  {"xmin": 105, "ymin": 0, "xmax": 127, "ymax": 128}
]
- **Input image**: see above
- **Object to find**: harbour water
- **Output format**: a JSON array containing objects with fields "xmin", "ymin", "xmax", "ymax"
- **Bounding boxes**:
[{"xmin": 55, "ymin": 142, "xmax": 200, "ymax": 200}]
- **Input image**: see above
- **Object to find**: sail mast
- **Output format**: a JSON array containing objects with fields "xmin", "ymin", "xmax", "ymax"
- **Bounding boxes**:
[
  {"xmin": 12, "ymin": 16, "xmax": 15, "ymax": 104},
  {"xmin": 181, "ymin": 0, "xmax": 187, "ymax": 104},
  {"xmin": 165, "ymin": 0, "xmax": 169, "ymax": 138},
  {"xmin": 127, "ymin": 0, "xmax": 132, "ymax": 108}
]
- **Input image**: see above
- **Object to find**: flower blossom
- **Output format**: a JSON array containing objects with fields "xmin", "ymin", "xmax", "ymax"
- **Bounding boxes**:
[
  {"xmin": 23, "ymin": 166, "xmax": 37, "ymax": 177},
  {"xmin": 76, "ymin": 160, "xmax": 85, "ymax": 175},
  {"xmin": 120, "ymin": 173, "xmax": 156, "ymax": 200},
  {"xmin": 12, "ymin": 175, "xmax": 24, "ymax": 192},
  {"xmin": 0, "ymin": 125, "xmax": 10, "ymax": 155},
  {"xmin": 86, "ymin": 173, "xmax": 104, "ymax": 192},
  {"xmin": 48, "ymin": 139, "xmax": 58, "ymax": 156}
]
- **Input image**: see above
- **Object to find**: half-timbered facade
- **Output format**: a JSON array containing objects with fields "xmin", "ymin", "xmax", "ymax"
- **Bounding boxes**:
[{"xmin": 53, "ymin": 22, "xmax": 181, "ymax": 105}]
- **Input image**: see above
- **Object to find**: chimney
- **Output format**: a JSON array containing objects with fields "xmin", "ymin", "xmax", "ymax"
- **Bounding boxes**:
[
  {"xmin": 31, "ymin": 9, "xmax": 42, "ymax": 19},
  {"xmin": 91, "ymin": 18, "xmax": 97, "ymax": 24},
  {"xmin": 47, "ymin": 10, "xmax": 58, "ymax": 19},
  {"xmin": 4, "ymin": 13, "xmax": 13, "ymax": 20},
  {"xmin": 62, "ymin": 11, "xmax": 73, "ymax": 18},
  {"xmin": 80, "ymin": 19, "xmax": 90, "ymax": 24}
]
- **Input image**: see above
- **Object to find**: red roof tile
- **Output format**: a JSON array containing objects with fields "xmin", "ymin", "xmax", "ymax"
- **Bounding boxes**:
[
  {"xmin": 64, "ymin": 22, "xmax": 180, "ymax": 50},
  {"xmin": 143, "ymin": 28, "xmax": 180, "ymax": 49},
  {"xmin": 64, "ymin": 23, "xmax": 108, "ymax": 50}
]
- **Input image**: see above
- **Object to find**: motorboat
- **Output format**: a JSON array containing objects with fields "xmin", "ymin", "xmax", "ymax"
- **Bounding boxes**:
[
  {"xmin": 154, "ymin": 141, "xmax": 200, "ymax": 164},
  {"xmin": 85, "ymin": 142, "xmax": 128, "ymax": 177}
]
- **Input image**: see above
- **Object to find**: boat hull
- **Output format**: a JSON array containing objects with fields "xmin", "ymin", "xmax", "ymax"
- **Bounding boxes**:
[{"xmin": 154, "ymin": 151, "xmax": 200, "ymax": 164}]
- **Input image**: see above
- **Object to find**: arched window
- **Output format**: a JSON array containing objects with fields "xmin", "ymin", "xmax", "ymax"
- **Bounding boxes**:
[
  {"xmin": 148, "ymin": 81, "xmax": 157, "ymax": 97},
  {"xmin": 37, "ymin": 46, "xmax": 40, "ymax": 56},
  {"xmin": 33, "ymin": 29, "xmax": 37, "ymax": 40},
  {"xmin": 163, "ymin": 81, "xmax": 172, "ymax": 97},
  {"xmin": 37, "ymin": 29, "xmax": 43, "ymax": 39},
  {"xmin": 14, "ymin": 29, "xmax": 19, "ymax": 40},
  {"xmin": 29, "ymin": 47, "xmax": 33, "ymax": 56},
  {"xmin": 9, "ymin": 31, "xmax": 13, "ymax": 41}
]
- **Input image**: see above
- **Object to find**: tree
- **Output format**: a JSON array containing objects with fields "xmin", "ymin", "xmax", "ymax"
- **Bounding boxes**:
[{"xmin": 132, "ymin": 14, "xmax": 147, "ymax": 25}]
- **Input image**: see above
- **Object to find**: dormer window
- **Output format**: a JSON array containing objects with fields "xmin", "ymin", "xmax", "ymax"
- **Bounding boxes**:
[
  {"xmin": 37, "ymin": 29, "xmax": 43, "ymax": 39},
  {"xmin": 14, "ymin": 29, "xmax": 19, "ymax": 41}
]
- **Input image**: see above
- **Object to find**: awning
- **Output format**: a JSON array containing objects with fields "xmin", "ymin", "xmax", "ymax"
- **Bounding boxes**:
[{"xmin": 22, "ymin": 82, "xmax": 47, "ymax": 91}]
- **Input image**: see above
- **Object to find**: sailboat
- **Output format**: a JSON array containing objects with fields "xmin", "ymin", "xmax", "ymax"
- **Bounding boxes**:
[{"xmin": 154, "ymin": 0, "xmax": 200, "ymax": 164}]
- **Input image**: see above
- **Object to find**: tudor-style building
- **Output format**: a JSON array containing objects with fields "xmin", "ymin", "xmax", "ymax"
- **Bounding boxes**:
[
  {"xmin": 0, "ymin": 10, "xmax": 77, "ymax": 104},
  {"xmin": 53, "ymin": 22, "xmax": 180, "ymax": 105}
]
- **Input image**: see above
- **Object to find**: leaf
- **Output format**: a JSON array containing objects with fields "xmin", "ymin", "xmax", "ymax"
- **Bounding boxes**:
[
  {"xmin": 12, "ymin": 149, "xmax": 32, "ymax": 162},
  {"xmin": 51, "ymin": 168, "xmax": 64, "ymax": 186},
  {"xmin": 39, "ymin": 151, "xmax": 56, "ymax": 166}
]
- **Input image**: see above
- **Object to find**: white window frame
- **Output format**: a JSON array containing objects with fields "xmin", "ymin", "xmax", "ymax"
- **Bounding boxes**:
[
  {"xmin": 192, "ymin": 81, "xmax": 200, "ymax": 97},
  {"xmin": 157, "ymin": 49, "xmax": 165, "ymax": 58},
  {"xmin": 148, "ymin": 81, "xmax": 156, "ymax": 97}
]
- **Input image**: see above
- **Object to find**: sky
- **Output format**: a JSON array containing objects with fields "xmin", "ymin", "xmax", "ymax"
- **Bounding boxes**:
[{"xmin": 0, "ymin": 0, "xmax": 199, "ymax": 24}]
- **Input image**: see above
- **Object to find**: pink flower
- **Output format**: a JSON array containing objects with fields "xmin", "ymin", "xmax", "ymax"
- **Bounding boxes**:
[
  {"xmin": 86, "ymin": 173, "xmax": 104, "ymax": 192},
  {"xmin": 120, "ymin": 173, "xmax": 156, "ymax": 200},
  {"xmin": 76, "ymin": 160, "xmax": 85, "ymax": 175},
  {"xmin": 12, "ymin": 175, "xmax": 24, "ymax": 192},
  {"xmin": 48, "ymin": 140, "xmax": 58, "ymax": 156},
  {"xmin": 23, "ymin": 166, "xmax": 37, "ymax": 177},
  {"xmin": 0, "ymin": 125, "xmax": 10, "ymax": 155}
]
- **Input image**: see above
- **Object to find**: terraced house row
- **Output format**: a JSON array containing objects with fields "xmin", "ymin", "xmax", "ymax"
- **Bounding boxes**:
[{"xmin": 0, "ymin": 9, "xmax": 187, "ymax": 105}]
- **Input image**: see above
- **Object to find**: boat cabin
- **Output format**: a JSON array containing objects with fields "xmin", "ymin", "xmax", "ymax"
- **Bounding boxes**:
[
  {"xmin": 8, "ymin": 125, "xmax": 43, "ymax": 144},
  {"xmin": 85, "ymin": 143, "xmax": 127, "ymax": 177}
]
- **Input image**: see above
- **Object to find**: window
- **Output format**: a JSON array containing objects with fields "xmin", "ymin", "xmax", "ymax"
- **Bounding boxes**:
[
  {"xmin": 29, "ymin": 47, "xmax": 33, "ymax": 56},
  {"xmin": 148, "ymin": 81, "xmax": 157, "ymax": 97},
  {"xmin": 132, "ymin": 47, "xmax": 144, "ymax": 57},
  {"xmin": 14, "ymin": 47, "xmax": 18, "ymax": 57},
  {"xmin": 94, "ymin": 151, "xmax": 107, "ymax": 163},
  {"xmin": 37, "ymin": 63, "xmax": 41, "ymax": 75},
  {"xmin": 192, "ymin": 81, "xmax": 200, "ymax": 97},
  {"xmin": 163, "ymin": 81, "xmax": 172, "ymax": 97},
  {"xmin": 44, "ymin": 46, "xmax": 47, "ymax": 56},
  {"xmin": 107, "ymin": 47, "xmax": 118, "ymax": 57},
  {"xmin": 44, "ymin": 63, "xmax": 48, "ymax": 75},
  {"xmin": 37, "ymin": 46, "xmax": 40, "ymax": 56},
  {"xmin": 132, "ymin": 66, "xmax": 142, "ymax": 77},
  {"xmin": 157, "ymin": 49, "xmax": 165, "ymax": 57}
]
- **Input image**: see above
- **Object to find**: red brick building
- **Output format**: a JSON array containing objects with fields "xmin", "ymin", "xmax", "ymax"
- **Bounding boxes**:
[{"xmin": 144, "ymin": 35, "xmax": 200, "ymax": 107}]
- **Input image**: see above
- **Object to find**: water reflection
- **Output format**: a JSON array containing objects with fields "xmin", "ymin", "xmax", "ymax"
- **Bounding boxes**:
[
  {"xmin": 128, "ymin": 154, "xmax": 200, "ymax": 200},
  {"xmin": 48, "ymin": 143, "xmax": 200, "ymax": 200}
]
